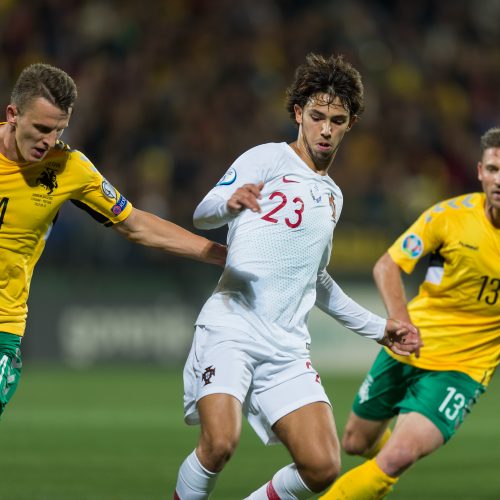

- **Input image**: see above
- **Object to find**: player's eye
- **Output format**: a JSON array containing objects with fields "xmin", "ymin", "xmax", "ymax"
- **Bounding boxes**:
[
  {"xmin": 332, "ymin": 117, "xmax": 347, "ymax": 125},
  {"xmin": 35, "ymin": 124, "xmax": 54, "ymax": 134}
]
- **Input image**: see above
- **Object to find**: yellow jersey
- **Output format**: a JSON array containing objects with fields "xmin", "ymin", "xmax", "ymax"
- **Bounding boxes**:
[
  {"xmin": 387, "ymin": 193, "xmax": 500, "ymax": 385},
  {"xmin": 0, "ymin": 140, "xmax": 132, "ymax": 336}
]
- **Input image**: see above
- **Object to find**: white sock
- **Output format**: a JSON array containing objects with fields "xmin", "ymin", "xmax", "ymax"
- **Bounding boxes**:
[
  {"xmin": 175, "ymin": 450, "xmax": 218, "ymax": 499},
  {"xmin": 245, "ymin": 464, "xmax": 312, "ymax": 499}
]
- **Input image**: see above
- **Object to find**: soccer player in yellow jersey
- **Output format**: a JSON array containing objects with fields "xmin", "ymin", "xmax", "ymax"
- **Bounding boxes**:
[
  {"xmin": 0, "ymin": 63, "xmax": 226, "ymax": 417},
  {"xmin": 320, "ymin": 127, "xmax": 500, "ymax": 499}
]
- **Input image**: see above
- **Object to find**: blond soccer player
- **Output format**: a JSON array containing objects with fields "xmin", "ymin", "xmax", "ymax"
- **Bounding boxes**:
[{"xmin": 0, "ymin": 63, "xmax": 226, "ymax": 417}]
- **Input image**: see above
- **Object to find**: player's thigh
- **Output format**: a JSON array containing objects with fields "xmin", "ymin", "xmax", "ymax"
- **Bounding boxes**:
[
  {"xmin": 248, "ymin": 358, "xmax": 331, "ymax": 445},
  {"xmin": 388, "ymin": 411, "xmax": 443, "ymax": 457},
  {"xmin": 274, "ymin": 401, "xmax": 339, "ymax": 469},
  {"xmin": 396, "ymin": 369, "xmax": 486, "ymax": 443},
  {"xmin": 183, "ymin": 325, "xmax": 254, "ymax": 425},
  {"xmin": 198, "ymin": 393, "xmax": 243, "ymax": 444},
  {"xmin": 352, "ymin": 349, "xmax": 410, "ymax": 421}
]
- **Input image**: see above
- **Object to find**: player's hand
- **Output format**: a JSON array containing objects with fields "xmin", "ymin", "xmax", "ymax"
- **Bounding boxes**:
[
  {"xmin": 378, "ymin": 318, "xmax": 423, "ymax": 357},
  {"xmin": 204, "ymin": 242, "xmax": 227, "ymax": 267},
  {"xmin": 227, "ymin": 182, "xmax": 264, "ymax": 214}
]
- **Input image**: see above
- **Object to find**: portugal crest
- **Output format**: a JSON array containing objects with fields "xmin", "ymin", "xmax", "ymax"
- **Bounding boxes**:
[
  {"xmin": 201, "ymin": 365, "xmax": 216, "ymax": 386},
  {"xmin": 329, "ymin": 193, "xmax": 337, "ymax": 222}
]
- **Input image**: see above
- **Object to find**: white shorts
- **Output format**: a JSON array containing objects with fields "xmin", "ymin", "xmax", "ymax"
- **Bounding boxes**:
[{"xmin": 183, "ymin": 325, "xmax": 331, "ymax": 445}]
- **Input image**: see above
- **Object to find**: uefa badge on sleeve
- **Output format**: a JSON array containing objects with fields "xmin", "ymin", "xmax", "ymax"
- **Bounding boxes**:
[
  {"xmin": 402, "ymin": 233, "xmax": 423, "ymax": 258},
  {"xmin": 111, "ymin": 195, "xmax": 128, "ymax": 215},
  {"xmin": 216, "ymin": 168, "xmax": 237, "ymax": 186}
]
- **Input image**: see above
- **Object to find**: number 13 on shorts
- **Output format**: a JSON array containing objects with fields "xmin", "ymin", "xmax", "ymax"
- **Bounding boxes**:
[{"xmin": 438, "ymin": 386, "xmax": 466, "ymax": 421}]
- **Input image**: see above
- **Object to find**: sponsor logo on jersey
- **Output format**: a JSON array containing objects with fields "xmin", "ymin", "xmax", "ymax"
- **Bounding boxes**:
[
  {"xmin": 111, "ymin": 195, "xmax": 128, "ymax": 215},
  {"xmin": 310, "ymin": 184, "xmax": 321, "ymax": 203},
  {"xmin": 201, "ymin": 365, "xmax": 216, "ymax": 385},
  {"xmin": 402, "ymin": 233, "xmax": 423, "ymax": 258},
  {"xmin": 36, "ymin": 167, "xmax": 58, "ymax": 195},
  {"xmin": 101, "ymin": 179, "xmax": 117, "ymax": 200},
  {"xmin": 216, "ymin": 168, "xmax": 237, "ymax": 186},
  {"xmin": 282, "ymin": 175, "xmax": 299, "ymax": 183}
]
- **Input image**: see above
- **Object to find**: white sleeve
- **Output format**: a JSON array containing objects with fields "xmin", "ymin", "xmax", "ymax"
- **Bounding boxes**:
[
  {"xmin": 315, "ymin": 269, "xmax": 386, "ymax": 341},
  {"xmin": 193, "ymin": 192, "xmax": 236, "ymax": 229},
  {"xmin": 193, "ymin": 143, "xmax": 279, "ymax": 230}
]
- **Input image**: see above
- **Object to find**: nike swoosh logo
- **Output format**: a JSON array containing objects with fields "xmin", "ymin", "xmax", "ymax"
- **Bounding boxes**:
[{"xmin": 282, "ymin": 175, "xmax": 299, "ymax": 183}]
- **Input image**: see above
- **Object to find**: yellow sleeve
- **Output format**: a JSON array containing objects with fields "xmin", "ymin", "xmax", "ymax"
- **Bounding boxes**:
[
  {"xmin": 68, "ymin": 151, "xmax": 133, "ymax": 226},
  {"xmin": 388, "ymin": 203, "xmax": 446, "ymax": 274}
]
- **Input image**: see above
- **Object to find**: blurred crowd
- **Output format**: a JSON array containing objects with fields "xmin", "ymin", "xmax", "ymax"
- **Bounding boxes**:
[{"xmin": 1, "ymin": 0, "xmax": 499, "ymax": 275}]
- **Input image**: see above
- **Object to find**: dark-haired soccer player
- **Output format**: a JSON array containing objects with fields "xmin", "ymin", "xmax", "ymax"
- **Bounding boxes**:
[
  {"xmin": 174, "ymin": 53, "xmax": 420, "ymax": 499},
  {"xmin": 321, "ymin": 128, "xmax": 500, "ymax": 499},
  {"xmin": 0, "ymin": 63, "xmax": 226, "ymax": 417}
]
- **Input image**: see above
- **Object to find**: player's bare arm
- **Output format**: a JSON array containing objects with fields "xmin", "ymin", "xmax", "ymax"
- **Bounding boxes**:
[
  {"xmin": 374, "ymin": 252, "xmax": 423, "ymax": 357},
  {"xmin": 227, "ymin": 181, "xmax": 264, "ymax": 214},
  {"xmin": 373, "ymin": 252, "xmax": 412, "ymax": 322},
  {"xmin": 114, "ymin": 207, "xmax": 227, "ymax": 266}
]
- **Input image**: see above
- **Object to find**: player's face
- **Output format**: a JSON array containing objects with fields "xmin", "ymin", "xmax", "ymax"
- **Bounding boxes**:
[
  {"xmin": 294, "ymin": 94, "xmax": 355, "ymax": 172},
  {"xmin": 478, "ymin": 147, "xmax": 500, "ymax": 214},
  {"xmin": 7, "ymin": 97, "xmax": 71, "ymax": 162}
]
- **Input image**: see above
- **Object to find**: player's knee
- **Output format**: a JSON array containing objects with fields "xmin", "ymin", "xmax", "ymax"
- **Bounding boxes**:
[
  {"xmin": 198, "ymin": 435, "xmax": 238, "ymax": 472},
  {"xmin": 298, "ymin": 455, "xmax": 341, "ymax": 492},
  {"xmin": 342, "ymin": 429, "xmax": 372, "ymax": 456}
]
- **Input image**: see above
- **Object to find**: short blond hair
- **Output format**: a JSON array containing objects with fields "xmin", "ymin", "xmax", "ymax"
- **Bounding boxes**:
[{"xmin": 11, "ymin": 63, "xmax": 77, "ymax": 114}]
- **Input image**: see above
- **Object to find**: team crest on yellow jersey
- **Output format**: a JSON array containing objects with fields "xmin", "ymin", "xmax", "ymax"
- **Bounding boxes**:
[{"xmin": 36, "ymin": 167, "xmax": 58, "ymax": 195}]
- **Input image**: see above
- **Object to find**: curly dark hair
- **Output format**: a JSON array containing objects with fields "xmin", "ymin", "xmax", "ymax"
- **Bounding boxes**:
[
  {"xmin": 11, "ymin": 63, "xmax": 77, "ymax": 114},
  {"xmin": 480, "ymin": 127, "xmax": 500, "ymax": 155},
  {"xmin": 285, "ymin": 53, "xmax": 364, "ymax": 124}
]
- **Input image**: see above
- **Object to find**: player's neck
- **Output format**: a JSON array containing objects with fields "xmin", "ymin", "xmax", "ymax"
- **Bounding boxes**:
[
  {"xmin": 289, "ymin": 140, "xmax": 333, "ymax": 176},
  {"xmin": 0, "ymin": 123, "xmax": 19, "ymax": 162},
  {"xmin": 485, "ymin": 203, "xmax": 500, "ymax": 228}
]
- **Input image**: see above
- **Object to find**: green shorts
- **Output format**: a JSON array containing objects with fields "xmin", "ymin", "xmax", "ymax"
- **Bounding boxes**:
[
  {"xmin": 0, "ymin": 332, "xmax": 23, "ymax": 417},
  {"xmin": 352, "ymin": 349, "xmax": 486, "ymax": 442}
]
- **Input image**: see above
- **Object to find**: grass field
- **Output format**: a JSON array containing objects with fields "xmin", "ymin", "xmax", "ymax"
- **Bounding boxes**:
[{"xmin": 1, "ymin": 365, "xmax": 499, "ymax": 499}]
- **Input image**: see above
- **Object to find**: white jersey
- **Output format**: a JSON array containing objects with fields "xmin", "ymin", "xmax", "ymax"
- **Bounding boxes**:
[{"xmin": 194, "ymin": 142, "xmax": 385, "ymax": 356}]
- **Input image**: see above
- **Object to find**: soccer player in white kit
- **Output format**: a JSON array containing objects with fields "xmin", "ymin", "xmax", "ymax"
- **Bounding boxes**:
[{"xmin": 174, "ymin": 53, "xmax": 420, "ymax": 499}]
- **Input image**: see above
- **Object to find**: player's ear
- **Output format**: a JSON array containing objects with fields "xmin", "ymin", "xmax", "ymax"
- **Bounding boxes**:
[
  {"xmin": 477, "ymin": 161, "xmax": 483, "ymax": 181},
  {"xmin": 294, "ymin": 104, "xmax": 303, "ymax": 125},
  {"xmin": 6, "ymin": 104, "xmax": 18, "ymax": 127},
  {"xmin": 347, "ymin": 114, "xmax": 357, "ymax": 131}
]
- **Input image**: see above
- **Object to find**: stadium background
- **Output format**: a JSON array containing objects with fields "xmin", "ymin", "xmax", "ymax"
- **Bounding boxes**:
[{"xmin": 0, "ymin": 0, "xmax": 499, "ymax": 498}]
